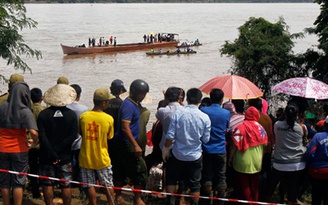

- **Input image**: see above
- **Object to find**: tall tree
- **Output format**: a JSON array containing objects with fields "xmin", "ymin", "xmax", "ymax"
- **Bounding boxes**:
[
  {"xmin": 220, "ymin": 17, "xmax": 303, "ymax": 99},
  {"xmin": 0, "ymin": 1, "xmax": 42, "ymax": 83},
  {"xmin": 304, "ymin": 0, "xmax": 328, "ymax": 83}
]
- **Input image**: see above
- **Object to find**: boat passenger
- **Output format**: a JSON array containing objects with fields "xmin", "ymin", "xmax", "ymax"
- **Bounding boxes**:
[
  {"xmin": 150, "ymin": 48, "xmax": 154, "ymax": 53},
  {"xmin": 110, "ymin": 36, "xmax": 113, "ymax": 45},
  {"xmin": 187, "ymin": 47, "xmax": 191, "ymax": 52},
  {"xmin": 158, "ymin": 49, "xmax": 162, "ymax": 54},
  {"xmin": 176, "ymin": 48, "xmax": 181, "ymax": 53},
  {"xmin": 114, "ymin": 37, "xmax": 117, "ymax": 46}
]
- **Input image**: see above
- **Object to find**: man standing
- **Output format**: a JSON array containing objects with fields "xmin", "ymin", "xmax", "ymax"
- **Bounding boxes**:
[
  {"xmin": 113, "ymin": 79, "xmax": 149, "ymax": 205},
  {"xmin": 104, "ymin": 79, "xmax": 127, "ymax": 134},
  {"xmin": 79, "ymin": 88, "xmax": 115, "ymax": 205},
  {"xmin": 156, "ymin": 86, "xmax": 184, "ymax": 151},
  {"xmin": 37, "ymin": 84, "xmax": 78, "ymax": 205},
  {"xmin": 163, "ymin": 88, "xmax": 211, "ymax": 205},
  {"xmin": 200, "ymin": 89, "xmax": 230, "ymax": 205},
  {"xmin": 67, "ymin": 84, "xmax": 88, "ymax": 188}
]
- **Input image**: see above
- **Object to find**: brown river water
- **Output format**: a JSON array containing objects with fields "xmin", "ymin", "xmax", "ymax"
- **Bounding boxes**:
[{"xmin": 0, "ymin": 3, "xmax": 320, "ymax": 129}]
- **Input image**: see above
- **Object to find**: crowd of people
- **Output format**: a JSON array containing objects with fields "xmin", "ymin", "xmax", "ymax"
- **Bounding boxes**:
[
  {"xmin": 88, "ymin": 36, "xmax": 117, "ymax": 47},
  {"xmin": 0, "ymin": 74, "xmax": 328, "ymax": 205}
]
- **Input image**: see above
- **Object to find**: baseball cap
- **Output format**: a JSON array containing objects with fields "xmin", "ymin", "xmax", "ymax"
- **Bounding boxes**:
[
  {"xmin": 93, "ymin": 88, "xmax": 111, "ymax": 101},
  {"xmin": 9, "ymin": 74, "xmax": 24, "ymax": 86},
  {"xmin": 57, "ymin": 76, "xmax": 69, "ymax": 85},
  {"xmin": 110, "ymin": 79, "xmax": 127, "ymax": 92}
]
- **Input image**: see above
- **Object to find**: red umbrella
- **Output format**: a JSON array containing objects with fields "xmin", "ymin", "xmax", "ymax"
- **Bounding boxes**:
[{"xmin": 199, "ymin": 74, "xmax": 263, "ymax": 99}]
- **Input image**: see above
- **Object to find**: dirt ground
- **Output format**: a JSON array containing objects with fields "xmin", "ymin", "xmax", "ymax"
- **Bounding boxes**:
[{"xmin": 0, "ymin": 186, "xmax": 168, "ymax": 205}]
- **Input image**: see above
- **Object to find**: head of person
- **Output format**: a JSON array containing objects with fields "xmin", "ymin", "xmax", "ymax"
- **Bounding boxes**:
[
  {"xmin": 186, "ymin": 88, "xmax": 202, "ymax": 105},
  {"xmin": 231, "ymin": 99, "xmax": 245, "ymax": 114},
  {"xmin": 276, "ymin": 107, "xmax": 284, "ymax": 118},
  {"xmin": 43, "ymin": 84, "xmax": 76, "ymax": 107},
  {"xmin": 93, "ymin": 88, "xmax": 111, "ymax": 109},
  {"xmin": 223, "ymin": 101, "xmax": 237, "ymax": 116},
  {"xmin": 157, "ymin": 99, "xmax": 168, "ymax": 110},
  {"xmin": 199, "ymin": 97, "xmax": 212, "ymax": 109},
  {"xmin": 244, "ymin": 106, "xmax": 260, "ymax": 121},
  {"xmin": 284, "ymin": 102, "xmax": 299, "ymax": 130},
  {"xmin": 110, "ymin": 79, "xmax": 127, "ymax": 96},
  {"xmin": 70, "ymin": 84, "xmax": 82, "ymax": 101},
  {"xmin": 210, "ymin": 88, "xmax": 224, "ymax": 104},
  {"xmin": 324, "ymin": 115, "xmax": 328, "ymax": 130},
  {"xmin": 30, "ymin": 88, "xmax": 43, "ymax": 103},
  {"xmin": 248, "ymin": 98, "xmax": 262, "ymax": 112},
  {"xmin": 8, "ymin": 74, "xmax": 24, "ymax": 89},
  {"xmin": 129, "ymin": 79, "xmax": 149, "ymax": 103},
  {"xmin": 164, "ymin": 87, "xmax": 180, "ymax": 102},
  {"xmin": 179, "ymin": 88, "xmax": 185, "ymax": 104},
  {"xmin": 0, "ymin": 82, "xmax": 32, "ymax": 128},
  {"xmin": 57, "ymin": 76, "xmax": 69, "ymax": 85}
]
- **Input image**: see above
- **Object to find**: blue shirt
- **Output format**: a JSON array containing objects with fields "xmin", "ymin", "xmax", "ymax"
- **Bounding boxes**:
[
  {"xmin": 201, "ymin": 104, "xmax": 230, "ymax": 154},
  {"xmin": 165, "ymin": 105, "xmax": 211, "ymax": 161},
  {"xmin": 306, "ymin": 131, "xmax": 328, "ymax": 168},
  {"xmin": 115, "ymin": 97, "xmax": 140, "ymax": 141}
]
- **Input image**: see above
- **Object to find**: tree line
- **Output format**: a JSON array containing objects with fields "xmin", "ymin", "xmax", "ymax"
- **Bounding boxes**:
[{"xmin": 24, "ymin": 0, "xmax": 313, "ymax": 3}]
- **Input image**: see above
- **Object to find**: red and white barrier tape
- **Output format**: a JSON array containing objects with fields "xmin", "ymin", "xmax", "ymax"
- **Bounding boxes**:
[{"xmin": 0, "ymin": 169, "xmax": 283, "ymax": 205}]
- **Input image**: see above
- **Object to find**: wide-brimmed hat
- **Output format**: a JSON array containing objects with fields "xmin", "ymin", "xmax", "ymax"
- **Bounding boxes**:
[{"xmin": 43, "ymin": 84, "xmax": 77, "ymax": 107}]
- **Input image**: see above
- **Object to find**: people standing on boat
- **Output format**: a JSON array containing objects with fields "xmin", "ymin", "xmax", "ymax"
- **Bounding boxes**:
[
  {"xmin": 92, "ymin": 38, "xmax": 96, "ymax": 47},
  {"xmin": 146, "ymin": 35, "xmax": 150, "ymax": 43},
  {"xmin": 158, "ymin": 33, "xmax": 162, "ymax": 42},
  {"xmin": 88, "ymin": 38, "xmax": 92, "ymax": 47},
  {"xmin": 150, "ymin": 34, "xmax": 153, "ymax": 43},
  {"xmin": 143, "ymin": 34, "xmax": 147, "ymax": 43},
  {"xmin": 114, "ymin": 37, "xmax": 117, "ymax": 46},
  {"xmin": 110, "ymin": 36, "xmax": 113, "ymax": 45},
  {"xmin": 99, "ymin": 37, "xmax": 102, "ymax": 47}
]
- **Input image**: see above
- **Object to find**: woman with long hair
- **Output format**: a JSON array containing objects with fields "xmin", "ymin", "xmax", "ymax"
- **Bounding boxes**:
[{"xmin": 265, "ymin": 103, "xmax": 307, "ymax": 204}]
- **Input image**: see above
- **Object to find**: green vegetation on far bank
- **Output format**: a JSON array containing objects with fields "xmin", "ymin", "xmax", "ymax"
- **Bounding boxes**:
[{"xmin": 24, "ymin": 0, "xmax": 313, "ymax": 3}]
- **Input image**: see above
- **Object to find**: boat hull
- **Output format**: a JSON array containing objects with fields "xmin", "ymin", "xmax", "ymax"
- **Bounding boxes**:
[
  {"xmin": 176, "ymin": 43, "xmax": 202, "ymax": 48},
  {"xmin": 61, "ymin": 41, "xmax": 179, "ymax": 55},
  {"xmin": 146, "ymin": 51, "xmax": 197, "ymax": 56}
]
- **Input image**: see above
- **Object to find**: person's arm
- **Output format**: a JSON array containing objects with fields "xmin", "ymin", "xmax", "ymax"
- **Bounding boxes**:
[
  {"xmin": 228, "ymin": 142, "xmax": 237, "ymax": 167},
  {"xmin": 121, "ymin": 121, "xmax": 142, "ymax": 158},
  {"xmin": 28, "ymin": 129, "xmax": 38, "ymax": 148}
]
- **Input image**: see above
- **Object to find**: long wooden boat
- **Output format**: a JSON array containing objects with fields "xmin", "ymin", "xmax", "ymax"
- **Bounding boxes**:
[
  {"xmin": 146, "ymin": 50, "xmax": 197, "ymax": 56},
  {"xmin": 176, "ymin": 43, "xmax": 202, "ymax": 48},
  {"xmin": 61, "ymin": 41, "xmax": 179, "ymax": 55}
]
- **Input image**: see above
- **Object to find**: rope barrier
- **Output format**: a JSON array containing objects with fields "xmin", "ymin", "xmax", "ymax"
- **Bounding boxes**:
[{"xmin": 0, "ymin": 168, "xmax": 284, "ymax": 205}]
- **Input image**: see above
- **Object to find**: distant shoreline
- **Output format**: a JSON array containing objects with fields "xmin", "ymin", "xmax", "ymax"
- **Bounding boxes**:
[{"xmin": 24, "ymin": 1, "xmax": 314, "ymax": 3}]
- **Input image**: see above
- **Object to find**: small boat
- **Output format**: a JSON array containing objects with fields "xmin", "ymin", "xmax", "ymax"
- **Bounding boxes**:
[
  {"xmin": 61, "ymin": 33, "xmax": 179, "ymax": 55},
  {"xmin": 146, "ymin": 50, "xmax": 197, "ymax": 56},
  {"xmin": 176, "ymin": 43, "xmax": 202, "ymax": 48}
]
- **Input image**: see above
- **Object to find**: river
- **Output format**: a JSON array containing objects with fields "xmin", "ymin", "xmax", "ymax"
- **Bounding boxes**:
[{"xmin": 0, "ymin": 3, "xmax": 320, "ymax": 128}]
